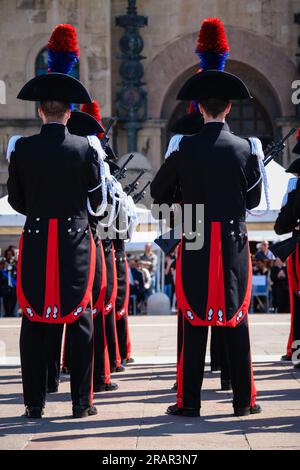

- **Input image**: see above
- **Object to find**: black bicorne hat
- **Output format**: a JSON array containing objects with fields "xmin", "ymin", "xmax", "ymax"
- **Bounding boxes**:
[
  {"xmin": 292, "ymin": 129, "xmax": 300, "ymax": 155},
  {"xmin": 285, "ymin": 158, "xmax": 300, "ymax": 174},
  {"xmin": 67, "ymin": 110, "xmax": 104, "ymax": 136},
  {"xmin": 177, "ymin": 70, "xmax": 252, "ymax": 101},
  {"xmin": 17, "ymin": 73, "xmax": 92, "ymax": 104},
  {"xmin": 293, "ymin": 142, "xmax": 300, "ymax": 155},
  {"xmin": 170, "ymin": 112, "xmax": 204, "ymax": 135}
]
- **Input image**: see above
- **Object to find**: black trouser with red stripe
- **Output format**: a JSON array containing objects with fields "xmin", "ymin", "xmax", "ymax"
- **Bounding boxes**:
[
  {"xmin": 116, "ymin": 316, "xmax": 130, "ymax": 361},
  {"xmin": 286, "ymin": 293, "xmax": 300, "ymax": 360},
  {"xmin": 177, "ymin": 311, "xmax": 255, "ymax": 410},
  {"xmin": 62, "ymin": 324, "xmax": 71, "ymax": 370},
  {"xmin": 20, "ymin": 310, "xmax": 94, "ymax": 409},
  {"xmin": 105, "ymin": 308, "xmax": 121, "ymax": 369},
  {"xmin": 46, "ymin": 325, "xmax": 64, "ymax": 391},
  {"xmin": 94, "ymin": 310, "xmax": 110, "ymax": 386}
]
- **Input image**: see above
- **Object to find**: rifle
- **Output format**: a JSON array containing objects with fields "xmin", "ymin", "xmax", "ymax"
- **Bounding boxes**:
[
  {"xmin": 100, "ymin": 118, "xmax": 115, "ymax": 151},
  {"xmin": 124, "ymin": 170, "xmax": 145, "ymax": 195},
  {"xmin": 133, "ymin": 181, "xmax": 151, "ymax": 203},
  {"xmin": 115, "ymin": 153, "xmax": 134, "ymax": 180},
  {"xmin": 263, "ymin": 127, "xmax": 296, "ymax": 166},
  {"xmin": 154, "ymin": 128, "xmax": 297, "ymax": 255}
]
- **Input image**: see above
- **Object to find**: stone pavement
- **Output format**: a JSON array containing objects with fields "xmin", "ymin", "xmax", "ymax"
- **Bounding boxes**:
[{"xmin": 0, "ymin": 314, "xmax": 299, "ymax": 450}]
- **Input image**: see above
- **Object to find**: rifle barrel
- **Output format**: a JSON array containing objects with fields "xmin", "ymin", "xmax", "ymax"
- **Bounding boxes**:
[
  {"xmin": 133, "ymin": 181, "xmax": 151, "ymax": 203},
  {"xmin": 116, "ymin": 153, "xmax": 134, "ymax": 180},
  {"xmin": 125, "ymin": 170, "xmax": 145, "ymax": 194},
  {"xmin": 264, "ymin": 127, "xmax": 297, "ymax": 167}
]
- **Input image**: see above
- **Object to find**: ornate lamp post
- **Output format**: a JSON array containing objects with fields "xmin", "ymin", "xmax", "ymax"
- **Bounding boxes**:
[
  {"xmin": 116, "ymin": 0, "xmax": 148, "ymax": 153},
  {"xmin": 295, "ymin": 12, "xmax": 300, "ymax": 116}
]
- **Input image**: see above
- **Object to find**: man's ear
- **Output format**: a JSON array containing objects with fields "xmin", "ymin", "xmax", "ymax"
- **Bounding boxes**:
[
  {"xmin": 37, "ymin": 107, "xmax": 43, "ymax": 120},
  {"xmin": 225, "ymin": 102, "xmax": 232, "ymax": 116},
  {"xmin": 198, "ymin": 103, "xmax": 203, "ymax": 115}
]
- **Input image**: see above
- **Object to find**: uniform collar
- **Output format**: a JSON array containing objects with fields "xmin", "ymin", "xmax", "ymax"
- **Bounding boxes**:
[
  {"xmin": 202, "ymin": 121, "xmax": 230, "ymax": 133},
  {"xmin": 40, "ymin": 123, "xmax": 68, "ymax": 138}
]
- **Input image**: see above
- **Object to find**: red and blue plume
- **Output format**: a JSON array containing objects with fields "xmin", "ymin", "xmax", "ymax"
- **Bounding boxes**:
[
  {"xmin": 81, "ymin": 100, "xmax": 104, "ymax": 138},
  {"xmin": 296, "ymin": 128, "xmax": 300, "ymax": 142},
  {"xmin": 48, "ymin": 24, "xmax": 80, "ymax": 74},
  {"xmin": 196, "ymin": 17, "xmax": 229, "ymax": 71}
]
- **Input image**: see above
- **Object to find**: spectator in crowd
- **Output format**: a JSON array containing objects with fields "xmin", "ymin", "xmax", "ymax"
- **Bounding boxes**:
[
  {"xmin": 252, "ymin": 252, "xmax": 270, "ymax": 312},
  {"xmin": 138, "ymin": 260, "xmax": 152, "ymax": 300},
  {"xmin": 128, "ymin": 256, "xmax": 145, "ymax": 314},
  {"xmin": 270, "ymin": 258, "xmax": 289, "ymax": 313},
  {"xmin": 164, "ymin": 254, "xmax": 176, "ymax": 303},
  {"xmin": 1, "ymin": 247, "xmax": 18, "ymax": 317},
  {"xmin": 0, "ymin": 259, "xmax": 5, "ymax": 318},
  {"xmin": 140, "ymin": 243, "xmax": 157, "ymax": 293},
  {"xmin": 256, "ymin": 240, "xmax": 275, "ymax": 262}
]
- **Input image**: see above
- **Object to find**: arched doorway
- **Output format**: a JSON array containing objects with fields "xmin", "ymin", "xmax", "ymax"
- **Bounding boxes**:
[{"xmin": 164, "ymin": 60, "xmax": 281, "ymax": 156}]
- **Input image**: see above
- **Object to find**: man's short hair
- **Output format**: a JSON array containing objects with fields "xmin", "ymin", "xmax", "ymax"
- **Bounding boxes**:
[
  {"xmin": 39, "ymin": 100, "xmax": 70, "ymax": 119},
  {"xmin": 198, "ymin": 98, "xmax": 230, "ymax": 118}
]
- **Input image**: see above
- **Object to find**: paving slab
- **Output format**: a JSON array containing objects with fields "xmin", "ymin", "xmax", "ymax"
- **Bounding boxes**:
[{"xmin": 0, "ymin": 314, "xmax": 299, "ymax": 450}]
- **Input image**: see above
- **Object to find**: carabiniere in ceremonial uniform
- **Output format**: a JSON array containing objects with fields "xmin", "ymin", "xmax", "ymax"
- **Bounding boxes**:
[{"xmin": 151, "ymin": 17, "xmax": 262, "ymax": 418}]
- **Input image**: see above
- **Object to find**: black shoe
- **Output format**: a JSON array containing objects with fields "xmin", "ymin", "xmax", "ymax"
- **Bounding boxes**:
[
  {"xmin": 211, "ymin": 366, "xmax": 221, "ymax": 372},
  {"xmin": 126, "ymin": 357, "xmax": 135, "ymax": 364},
  {"xmin": 72, "ymin": 405, "xmax": 98, "ymax": 419},
  {"xmin": 23, "ymin": 406, "xmax": 44, "ymax": 419},
  {"xmin": 281, "ymin": 354, "xmax": 292, "ymax": 361},
  {"xmin": 110, "ymin": 365, "xmax": 126, "ymax": 373},
  {"xmin": 171, "ymin": 382, "xmax": 178, "ymax": 391},
  {"xmin": 94, "ymin": 382, "xmax": 119, "ymax": 392},
  {"xmin": 47, "ymin": 386, "xmax": 59, "ymax": 394},
  {"xmin": 221, "ymin": 380, "xmax": 232, "ymax": 391},
  {"xmin": 234, "ymin": 404, "xmax": 262, "ymax": 417},
  {"xmin": 166, "ymin": 404, "xmax": 200, "ymax": 417},
  {"xmin": 61, "ymin": 366, "xmax": 70, "ymax": 374},
  {"xmin": 294, "ymin": 362, "xmax": 300, "ymax": 369}
]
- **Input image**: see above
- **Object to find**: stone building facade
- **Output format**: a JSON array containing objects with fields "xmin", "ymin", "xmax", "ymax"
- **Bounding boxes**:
[{"xmin": 0, "ymin": 0, "xmax": 299, "ymax": 199}]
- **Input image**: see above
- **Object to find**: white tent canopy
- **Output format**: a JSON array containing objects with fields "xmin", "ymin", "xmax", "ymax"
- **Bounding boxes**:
[{"xmin": 0, "ymin": 195, "xmax": 25, "ymax": 226}]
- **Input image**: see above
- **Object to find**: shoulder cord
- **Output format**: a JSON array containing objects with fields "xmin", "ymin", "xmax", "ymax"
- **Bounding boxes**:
[
  {"xmin": 6, "ymin": 135, "xmax": 23, "ymax": 162},
  {"xmin": 246, "ymin": 137, "xmax": 270, "ymax": 217},
  {"xmin": 281, "ymin": 177, "xmax": 297, "ymax": 208},
  {"xmin": 165, "ymin": 134, "xmax": 184, "ymax": 159},
  {"xmin": 87, "ymin": 136, "xmax": 108, "ymax": 217}
]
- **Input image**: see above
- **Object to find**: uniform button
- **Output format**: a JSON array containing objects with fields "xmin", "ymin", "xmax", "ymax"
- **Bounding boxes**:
[
  {"xmin": 36, "ymin": 218, "xmax": 40, "ymax": 221},
  {"xmin": 230, "ymin": 220, "xmax": 234, "ymax": 224},
  {"xmin": 35, "ymin": 230, "xmax": 40, "ymax": 234},
  {"xmin": 77, "ymin": 228, "xmax": 82, "ymax": 232},
  {"xmin": 68, "ymin": 217, "xmax": 72, "ymax": 221},
  {"xmin": 231, "ymin": 231, "xmax": 235, "ymax": 236},
  {"xmin": 28, "ymin": 229, "xmax": 31, "ymax": 233},
  {"xmin": 68, "ymin": 228, "xmax": 72, "ymax": 233}
]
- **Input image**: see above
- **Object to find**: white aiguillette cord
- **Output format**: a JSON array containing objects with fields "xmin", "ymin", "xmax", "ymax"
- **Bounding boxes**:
[
  {"xmin": 246, "ymin": 137, "xmax": 270, "ymax": 217},
  {"xmin": 87, "ymin": 135, "xmax": 108, "ymax": 217},
  {"xmin": 6, "ymin": 135, "xmax": 23, "ymax": 162},
  {"xmin": 164, "ymin": 134, "xmax": 184, "ymax": 159}
]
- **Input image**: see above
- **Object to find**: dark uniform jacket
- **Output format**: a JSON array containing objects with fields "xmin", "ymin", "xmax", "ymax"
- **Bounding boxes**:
[
  {"xmin": 274, "ymin": 183, "xmax": 300, "ymax": 298},
  {"xmin": 7, "ymin": 123, "xmax": 102, "ymax": 324},
  {"xmin": 151, "ymin": 122, "xmax": 262, "ymax": 327}
]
